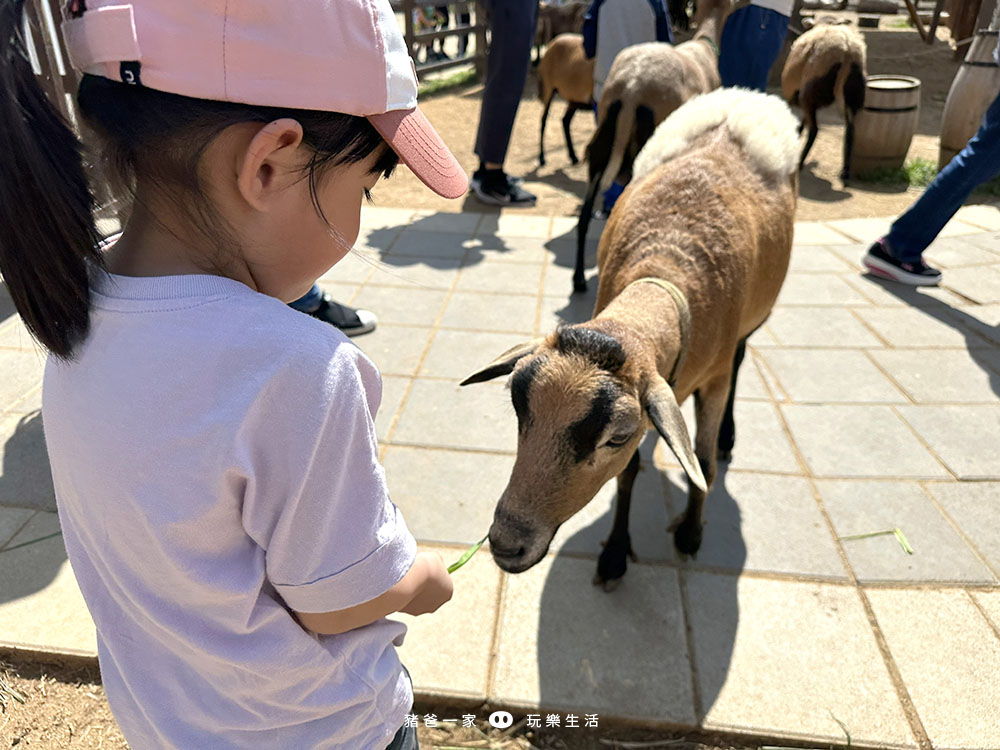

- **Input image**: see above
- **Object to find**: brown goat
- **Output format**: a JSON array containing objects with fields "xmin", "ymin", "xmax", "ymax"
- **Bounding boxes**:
[
  {"xmin": 781, "ymin": 23, "xmax": 867, "ymax": 180},
  {"xmin": 574, "ymin": 0, "xmax": 731, "ymax": 293},
  {"xmin": 463, "ymin": 89, "xmax": 799, "ymax": 586},
  {"xmin": 535, "ymin": 1, "xmax": 589, "ymax": 63},
  {"xmin": 538, "ymin": 33, "xmax": 595, "ymax": 166}
]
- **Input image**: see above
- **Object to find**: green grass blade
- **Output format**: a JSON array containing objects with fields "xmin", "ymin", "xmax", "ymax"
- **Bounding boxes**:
[
  {"xmin": 839, "ymin": 530, "xmax": 894, "ymax": 542},
  {"xmin": 448, "ymin": 533, "xmax": 489, "ymax": 574},
  {"xmin": 894, "ymin": 527, "xmax": 914, "ymax": 555}
]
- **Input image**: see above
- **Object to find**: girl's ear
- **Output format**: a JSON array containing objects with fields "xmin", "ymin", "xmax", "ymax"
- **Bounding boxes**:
[{"xmin": 236, "ymin": 118, "xmax": 305, "ymax": 211}]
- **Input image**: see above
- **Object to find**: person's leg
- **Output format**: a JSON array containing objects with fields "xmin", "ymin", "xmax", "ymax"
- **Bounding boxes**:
[
  {"xmin": 749, "ymin": 9, "xmax": 789, "ymax": 92},
  {"xmin": 887, "ymin": 88, "xmax": 1000, "ymax": 261},
  {"xmin": 718, "ymin": 5, "xmax": 756, "ymax": 89},
  {"xmin": 288, "ymin": 284, "xmax": 324, "ymax": 313},
  {"xmin": 473, "ymin": 0, "xmax": 538, "ymax": 167}
]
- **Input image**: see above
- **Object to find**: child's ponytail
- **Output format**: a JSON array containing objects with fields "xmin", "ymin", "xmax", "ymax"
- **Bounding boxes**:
[{"xmin": 0, "ymin": 0, "xmax": 103, "ymax": 360}]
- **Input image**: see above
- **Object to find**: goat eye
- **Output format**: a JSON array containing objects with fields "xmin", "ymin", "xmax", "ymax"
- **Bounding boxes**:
[{"xmin": 605, "ymin": 433, "xmax": 632, "ymax": 448}]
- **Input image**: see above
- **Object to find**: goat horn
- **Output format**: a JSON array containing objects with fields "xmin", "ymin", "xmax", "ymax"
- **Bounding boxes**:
[
  {"xmin": 460, "ymin": 338, "xmax": 545, "ymax": 386},
  {"xmin": 644, "ymin": 376, "xmax": 707, "ymax": 493}
]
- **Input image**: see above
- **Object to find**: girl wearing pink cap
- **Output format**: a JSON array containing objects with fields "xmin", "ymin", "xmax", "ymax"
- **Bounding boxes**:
[{"xmin": 0, "ymin": 1, "xmax": 468, "ymax": 748}]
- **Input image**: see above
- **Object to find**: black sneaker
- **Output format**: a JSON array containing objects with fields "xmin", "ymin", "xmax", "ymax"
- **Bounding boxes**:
[
  {"xmin": 863, "ymin": 238, "xmax": 942, "ymax": 286},
  {"xmin": 470, "ymin": 169, "xmax": 537, "ymax": 207},
  {"xmin": 306, "ymin": 294, "xmax": 377, "ymax": 337}
]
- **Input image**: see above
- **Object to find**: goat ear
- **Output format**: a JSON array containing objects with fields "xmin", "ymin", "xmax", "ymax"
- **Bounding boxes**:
[
  {"xmin": 644, "ymin": 377, "xmax": 708, "ymax": 493},
  {"xmin": 460, "ymin": 339, "xmax": 544, "ymax": 386}
]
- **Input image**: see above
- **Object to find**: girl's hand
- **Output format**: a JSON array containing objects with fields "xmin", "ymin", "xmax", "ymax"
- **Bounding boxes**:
[{"xmin": 401, "ymin": 551, "xmax": 453, "ymax": 616}]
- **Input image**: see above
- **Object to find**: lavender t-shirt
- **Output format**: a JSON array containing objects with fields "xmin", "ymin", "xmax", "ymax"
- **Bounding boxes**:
[{"xmin": 42, "ymin": 269, "xmax": 417, "ymax": 749}]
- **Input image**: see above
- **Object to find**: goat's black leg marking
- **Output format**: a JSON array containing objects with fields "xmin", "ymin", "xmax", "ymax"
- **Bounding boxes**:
[
  {"xmin": 562, "ymin": 102, "xmax": 581, "ymax": 165},
  {"xmin": 841, "ymin": 113, "xmax": 856, "ymax": 181},
  {"xmin": 717, "ymin": 336, "xmax": 747, "ymax": 462},
  {"xmin": 799, "ymin": 110, "xmax": 820, "ymax": 171},
  {"xmin": 575, "ymin": 173, "xmax": 602, "ymax": 293},
  {"xmin": 594, "ymin": 449, "xmax": 640, "ymax": 590},
  {"xmin": 539, "ymin": 92, "xmax": 554, "ymax": 167},
  {"xmin": 672, "ymin": 375, "xmax": 729, "ymax": 557}
]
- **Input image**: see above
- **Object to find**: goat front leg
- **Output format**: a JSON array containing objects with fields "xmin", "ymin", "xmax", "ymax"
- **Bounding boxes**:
[
  {"xmin": 671, "ymin": 374, "xmax": 729, "ymax": 556},
  {"xmin": 593, "ymin": 448, "xmax": 640, "ymax": 591},
  {"xmin": 539, "ymin": 93, "xmax": 554, "ymax": 166},
  {"xmin": 841, "ymin": 111, "xmax": 856, "ymax": 181},
  {"xmin": 575, "ymin": 173, "xmax": 602, "ymax": 293},
  {"xmin": 717, "ymin": 336, "xmax": 747, "ymax": 461}
]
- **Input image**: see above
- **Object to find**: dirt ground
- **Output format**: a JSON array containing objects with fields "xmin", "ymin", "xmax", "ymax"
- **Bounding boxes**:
[
  {"xmin": 0, "ymin": 654, "xmax": 767, "ymax": 750},
  {"xmin": 382, "ymin": 19, "xmax": 994, "ymax": 221}
]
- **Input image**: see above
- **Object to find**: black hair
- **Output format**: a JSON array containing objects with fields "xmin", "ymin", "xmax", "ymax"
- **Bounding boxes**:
[{"xmin": 0, "ymin": 0, "xmax": 399, "ymax": 361}]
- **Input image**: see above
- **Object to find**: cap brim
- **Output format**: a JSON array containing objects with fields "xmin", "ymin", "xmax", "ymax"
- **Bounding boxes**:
[{"xmin": 368, "ymin": 107, "xmax": 468, "ymax": 200}]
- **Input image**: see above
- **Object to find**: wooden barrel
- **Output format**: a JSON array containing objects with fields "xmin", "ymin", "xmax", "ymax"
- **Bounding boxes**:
[
  {"xmin": 851, "ymin": 75, "xmax": 921, "ymax": 175},
  {"xmin": 939, "ymin": 30, "xmax": 1000, "ymax": 168}
]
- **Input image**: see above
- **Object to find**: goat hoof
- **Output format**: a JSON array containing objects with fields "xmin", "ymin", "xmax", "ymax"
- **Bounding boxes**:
[
  {"xmin": 592, "ymin": 574, "xmax": 622, "ymax": 592},
  {"xmin": 596, "ymin": 536, "xmax": 633, "ymax": 585},
  {"xmin": 673, "ymin": 519, "xmax": 703, "ymax": 557},
  {"xmin": 569, "ymin": 155, "xmax": 579, "ymax": 166},
  {"xmin": 717, "ymin": 448, "xmax": 733, "ymax": 462},
  {"xmin": 573, "ymin": 278, "xmax": 588, "ymax": 294},
  {"xmin": 539, "ymin": 157, "xmax": 546, "ymax": 167}
]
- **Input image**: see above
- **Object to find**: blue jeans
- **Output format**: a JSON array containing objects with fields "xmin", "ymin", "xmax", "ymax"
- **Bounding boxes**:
[
  {"xmin": 887, "ymin": 87, "xmax": 1000, "ymax": 263},
  {"xmin": 718, "ymin": 5, "xmax": 789, "ymax": 91},
  {"xmin": 384, "ymin": 665, "xmax": 419, "ymax": 750},
  {"xmin": 288, "ymin": 283, "xmax": 323, "ymax": 313}
]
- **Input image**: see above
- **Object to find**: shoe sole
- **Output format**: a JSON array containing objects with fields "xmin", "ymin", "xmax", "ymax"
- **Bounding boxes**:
[{"xmin": 863, "ymin": 254, "xmax": 941, "ymax": 287}]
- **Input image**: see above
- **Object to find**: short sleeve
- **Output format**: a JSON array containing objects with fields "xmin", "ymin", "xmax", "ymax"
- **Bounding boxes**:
[{"xmin": 240, "ymin": 338, "xmax": 417, "ymax": 614}]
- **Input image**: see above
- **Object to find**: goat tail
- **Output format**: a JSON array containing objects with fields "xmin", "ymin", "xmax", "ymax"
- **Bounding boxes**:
[
  {"xmin": 597, "ymin": 101, "xmax": 635, "ymax": 195},
  {"xmin": 834, "ymin": 56, "xmax": 865, "ymax": 117}
]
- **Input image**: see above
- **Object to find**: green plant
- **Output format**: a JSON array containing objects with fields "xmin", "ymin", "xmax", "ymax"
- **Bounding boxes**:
[{"xmin": 417, "ymin": 67, "xmax": 477, "ymax": 98}]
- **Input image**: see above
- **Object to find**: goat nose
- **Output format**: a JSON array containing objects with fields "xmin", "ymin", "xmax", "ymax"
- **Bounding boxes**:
[{"xmin": 489, "ymin": 537, "xmax": 525, "ymax": 559}]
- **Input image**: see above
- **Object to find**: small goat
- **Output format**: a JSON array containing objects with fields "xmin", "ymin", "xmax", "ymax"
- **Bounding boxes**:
[
  {"xmin": 538, "ymin": 33, "xmax": 595, "ymax": 166},
  {"xmin": 781, "ymin": 22, "xmax": 867, "ymax": 180},
  {"xmin": 463, "ymin": 89, "xmax": 799, "ymax": 586},
  {"xmin": 574, "ymin": 0, "xmax": 730, "ymax": 293}
]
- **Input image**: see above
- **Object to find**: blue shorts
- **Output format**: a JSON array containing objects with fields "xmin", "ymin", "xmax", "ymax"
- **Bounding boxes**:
[{"xmin": 718, "ymin": 5, "xmax": 790, "ymax": 91}]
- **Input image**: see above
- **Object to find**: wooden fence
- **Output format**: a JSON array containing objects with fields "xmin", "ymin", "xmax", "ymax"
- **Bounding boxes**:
[{"xmin": 393, "ymin": 0, "xmax": 489, "ymax": 80}]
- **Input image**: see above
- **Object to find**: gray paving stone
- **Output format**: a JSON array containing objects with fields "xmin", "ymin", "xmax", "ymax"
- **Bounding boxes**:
[
  {"xmin": 477, "ymin": 213, "xmax": 552, "ymax": 239},
  {"xmin": 866, "ymin": 588, "xmax": 1000, "ymax": 750},
  {"xmin": 941, "ymin": 265, "xmax": 1000, "ymax": 305},
  {"xmin": 385, "ymin": 230, "xmax": 474, "ymax": 260},
  {"xmin": 817, "ymin": 480, "xmax": 995, "ymax": 583},
  {"xmin": 358, "ymin": 206, "xmax": 414, "ymax": 231},
  {"xmin": 869, "ymin": 349, "xmax": 1000, "ymax": 404},
  {"xmin": 854, "ymin": 306, "xmax": 992, "ymax": 348},
  {"xmin": 0, "ymin": 411, "xmax": 56, "ymax": 512},
  {"xmin": 538, "ymin": 291, "xmax": 598, "ymax": 333},
  {"xmin": 0, "ymin": 350, "xmax": 45, "ymax": 414},
  {"xmin": 824, "ymin": 242, "xmax": 867, "ymax": 271},
  {"xmin": 395, "ymin": 542, "xmax": 501, "ymax": 701},
  {"xmin": 672, "ymin": 472, "xmax": 847, "ymax": 578},
  {"xmin": 455, "ymin": 261, "xmax": 544, "ymax": 294},
  {"xmin": 317, "ymin": 248, "xmax": 378, "ymax": 284},
  {"xmin": 0, "ymin": 318, "xmax": 40, "ymax": 352},
  {"xmin": 761, "ymin": 349, "xmax": 907, "ymax": 403},
  {"xmin": 923, "ymin": 238, "xmax": 1000, "ymax": 268},
  {"xmin": 354, "ymin": 325, "xmax": 433, "ymax": 377},
  {"xmin": 542, "ymin": 260, "xmax": 599, "ymax": 297},
  {"xmin": 420, "ymin": 330, "xmax": 528, "ymax": 381},
  {"xmin": 438, "ymin": 291, "xmax": 537, "ymax": 335},
  {"xmin": 350, "ymin": 285, "xmax": 448, "ymax": 328},
  {"xmin": 491, "ymin": 555, "xmax": 696, "ymax": 724},
  {"xmin": 781, "ymin": 404, "xmax": 949, "ymax": 479},
  {"xmin": 845, "ymin": 274, "xmax": 970, "ymax": 308},
  {"xmin": 787, "ymin": 245, "xmax": 854, "ymax": 273},
  {"xmin": 0, "ymin": 506, "xmax": 34, "ymax": 549},
  {"xmin": 391, "ymin": 380, "xmax": 516, "ymax": 453},
  {"xmin": 406, "ymin": 210, "xmax": 482, "ymax": 234},
  {"xmin": 474, "ymin": 236, "xmax": 551, "ymax": 265},
  {"xmin": 776, "ymin": 273, "xmax": 872, "ymax": 306},
  {"xmin": 923, "ymin": 482, "xmax": 1000, "ymax": 575},
  {"xmin": 941, "ymin": 303, "xmax": 1000, "ymax": 346},
  {"xmin": 725, "ymin": 401, "xmax": 801, "ymax": 474},
  {"xmin": 766, "ymin": 307, "xmax": 884, "ymax": 348},
  {"xmin": 687, "ymin": 573, "xmax": 915, "ymax": 747},
  {"xmin": 381, "ymin": 447, "xmax": 508, "ymax": 545},
  {"xmin": 2, "ymin": 385, "xmax": 41, "ymax": 417},
  {"xmin": 734, "ymin": 356, "xmax": 769, "ymax": 400},
  {"xmin": 375, "ymin": 375, "xmax": 410, "ymax": 442},
  {"xmin": 365, "ymin": 258, "xmax": 461, "ymax": 290},
  {"xmin": 0, "ymin": 511, "xmax": 97, "ymax": 657},
  {"xmin": 897, "ymin": 405, "xmax": 1000, "ymax": 479}
]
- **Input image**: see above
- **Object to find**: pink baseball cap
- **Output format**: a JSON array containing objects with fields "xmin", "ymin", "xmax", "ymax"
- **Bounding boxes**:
[{"xmin": 61, "ymin": 0, "xmax": 467, "ymax": 199}]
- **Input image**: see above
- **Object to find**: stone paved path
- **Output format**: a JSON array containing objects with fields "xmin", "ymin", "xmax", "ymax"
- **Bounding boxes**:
[{"xmin": 1, "ymin": 206, "xmax": 999, "ymax": 749}]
